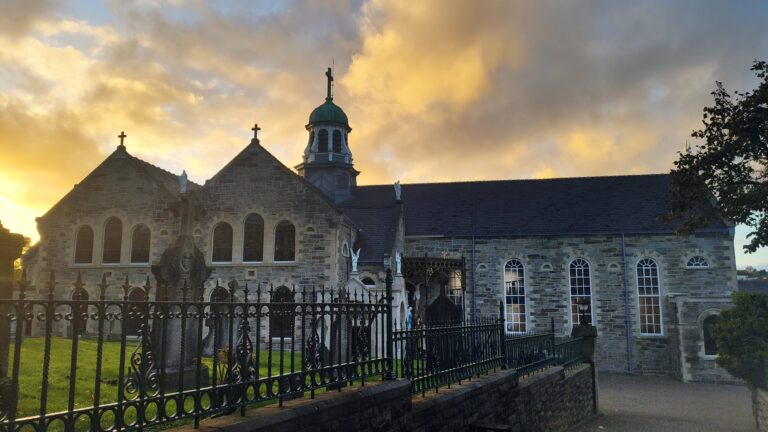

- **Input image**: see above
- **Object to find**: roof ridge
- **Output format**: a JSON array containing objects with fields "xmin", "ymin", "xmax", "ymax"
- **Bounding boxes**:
[{"xmin": 355, "ymin": 173, "xmax": 669, "ymax": 188}]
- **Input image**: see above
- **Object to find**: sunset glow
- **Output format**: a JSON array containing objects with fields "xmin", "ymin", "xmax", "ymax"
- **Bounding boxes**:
[{"xmin": 1, "ymin": 0, "xmax": 767, "ymax": 266}]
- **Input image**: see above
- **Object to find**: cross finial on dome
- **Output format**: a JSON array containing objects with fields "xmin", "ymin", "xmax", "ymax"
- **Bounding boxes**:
[{"xmin": 325, "ymin": 67, "xmax": 333, "ymax": 101}]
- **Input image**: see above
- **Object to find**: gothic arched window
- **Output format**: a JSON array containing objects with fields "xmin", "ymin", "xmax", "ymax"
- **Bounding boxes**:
[
  {"xmin": 270, "ymin": 286, "xmax": 294, "ymax": 338},
  {"xmin": 504, "ymin": 260, "xmax": 526, "ymax": 333},
  {"xmin": 569, "ymin": 259, "xmax": 592, "ymax": 326},
  {"xmin": 74, "ymin": 225, "xmax": 94, "ymax": 264},
  {"xmin": 318, "ymin": 129, "xmax": 328, "ymax": 152},
  {"xmin": 332, "ymin": 130, "xmax": 342, "ymax": 153},
  {"xmin": 703, "ymin": 314, "xmax": 719, "ymax": 356},
  {"xmin": 637, "ymin": 258, "xmax": 662, "ymax": 335},
  {"xmin": 274, "ymin": 220, "xmax": 296, "ymax": 262},
  {"xmin": 212, "ymin": 222, "xmax": 233, "ymax": 263},
  {"xmin": 130, "ymin": 224, "xmax": 151, "ymax": 264},
  {"xmin": 102, "ymin": 217, "xmax": 123, "ymax": 264},
  {"xmin": 242, "ymin": 213, "xmax": 264, "ymax": 262}
]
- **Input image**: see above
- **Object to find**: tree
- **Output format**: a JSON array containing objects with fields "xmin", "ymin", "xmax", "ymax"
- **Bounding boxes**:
[
  {"xmin": 668, "ymin": 60, "xmax": 768, "ymax": 252},
  {"xmin": 713, "ymin": 291, "xmax": 768, "ymax": 388}
]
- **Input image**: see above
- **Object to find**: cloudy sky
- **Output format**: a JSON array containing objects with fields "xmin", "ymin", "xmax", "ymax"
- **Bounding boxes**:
[{"xmin": 1, "ymin": 0, "xmax": 767, "ymax": 267}]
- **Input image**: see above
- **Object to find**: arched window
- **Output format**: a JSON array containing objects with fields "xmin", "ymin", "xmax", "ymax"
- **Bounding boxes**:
[
  {"xmin": 686, "ymin": 256, "xmax": 709, "ymax": 268},
  {"xmin": 703, "ymin": 315, "xmax": 719, "ymax": 356},
  {"xmin": 130, "ymin": 224, "xmax": 151, "ymax": 263},
  {"xmin": 332, "ymin": 130, "xmax": 342, "ymax": 153},
  {"xmin": 361, "ymin": 277, "xmax": 376, "ymax": 288},
  {"xmin": 637, "ymin": 258, "xmax": 662, "ymax": 335},
  {"xmin": 317, "ymin": 129, "xmax": 328, "ymax": 152},
  {"xmin": 125, "ymin": 288, "xmax": 147, "ymax": 336},
  {"xmin": 274, "ymin": 220, "xmax": 295, "ymax": 262},
  {"xmin": 72, "ymin": 287, "xmax": 89, "ymax": 336},
  {"xmin": 270, "ymin": 286, "xmax": 294, "ymax": 338},
  {"xmin": 504, "ymin": 260, "xmax": 526, "ymax": 333},
  {"xmin": 74, "ymin": 225, "xmax": 94, "ymax": 264},
  {"xmin": 212, "ymin": 222, "xmax": 233, "ymax": 263},
  {"xmin": 569, "ymin": 259, "xmax": 592, "ymax": 326},
  {"xmin": 242, "ymin": 213, "xmax": 264, "ymax": 262},
  {"xmin": 102, "ymin": 217, "xmax": 123, "ymax": 264}
]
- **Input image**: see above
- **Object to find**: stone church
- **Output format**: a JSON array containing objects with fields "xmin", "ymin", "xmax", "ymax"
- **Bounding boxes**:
[{"xmin": 22, "ymin": 69, "xmax": 736, "ymax": 383}]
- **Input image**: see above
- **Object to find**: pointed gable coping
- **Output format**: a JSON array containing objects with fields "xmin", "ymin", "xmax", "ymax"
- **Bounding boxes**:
[
  {"xmin": 39, "ymin": 148, "xmax": 197, "ymax": 221},
  {"xmin": 204, "ymin": 140, "xmax": 344, "ymax": 216}
]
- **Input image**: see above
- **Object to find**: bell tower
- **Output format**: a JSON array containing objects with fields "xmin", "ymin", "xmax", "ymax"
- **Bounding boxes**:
[{"xmin": 296, "ymin": 68, "xmax": 358, "ymax": 204}]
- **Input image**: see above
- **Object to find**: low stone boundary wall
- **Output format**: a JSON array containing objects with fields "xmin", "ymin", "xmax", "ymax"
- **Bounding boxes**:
[
  {"xmin": 758, "ymin": 387, "xmax": 768, "ymax": 432},
  {"xmin": 174, "ymin": 364, "xmax": 596, "ymax": 432}
]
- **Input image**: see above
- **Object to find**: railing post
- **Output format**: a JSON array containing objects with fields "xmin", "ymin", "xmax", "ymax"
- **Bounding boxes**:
[
  {"xmin": 498, "ymin": 300, "xmax": 506, "ymax": 368},
  {"xmin": 384, "ymin": 265, "xmax": 395, "ymax": 380},
  {"xmin": 551, "ymin": 316, "xmax": 556, "ymax": 364}
]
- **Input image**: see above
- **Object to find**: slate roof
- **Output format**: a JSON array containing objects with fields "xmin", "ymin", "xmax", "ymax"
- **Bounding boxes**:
[
  {"xmin": 341, "ymin": 174, "xmax": 728, "ymax": 261},
  {"xmin": 738, "ymin": 280, "xmax": 768, "ymax": 295},
  {"xmin": 343, "ymin": 205, "xmax": 399, "ymax": 262}
]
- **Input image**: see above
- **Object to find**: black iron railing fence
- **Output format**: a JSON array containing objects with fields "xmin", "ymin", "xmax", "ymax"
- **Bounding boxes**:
[
  {"xmin": 0, "ymin": 269, "xmax": 587, "ymax": 431},
  {"xmin": 0, "ymin": 271, "xmax": 392, "ymax": 432},
  {"xmin": 393, "ymin": 304, "xmax": 586, "ymax": 395}
]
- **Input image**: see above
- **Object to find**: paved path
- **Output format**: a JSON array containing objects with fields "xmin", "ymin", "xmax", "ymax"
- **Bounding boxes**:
[{"xmin": 571, "ymin": 373, "xmax": 755, "ymax": 432}]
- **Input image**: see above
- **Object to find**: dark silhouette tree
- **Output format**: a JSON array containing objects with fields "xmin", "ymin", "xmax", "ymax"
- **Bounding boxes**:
[{"xmin": 668, "ymin": 60, "xmax": 768, "ymax": 252}]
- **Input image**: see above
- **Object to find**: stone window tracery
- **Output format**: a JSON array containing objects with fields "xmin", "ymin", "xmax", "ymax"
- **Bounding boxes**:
[
  {"xmin": 274, "ymin": 220, "xmax": 296, "ymax": 262},
  {"xmin": 569, "ymin": 259, "xmax": 592, "ymax": 326},
  {"xmin": 242, "ymin": 213, "xmax": 264, "ymax": 262},
  {"xmin": 212, "ymin": 222, "xmax": 233, "ymax": 263},
  {"xmin": 130, "ymin": 224, "xmax": 151, "ymax": 264},
  {"xmin": 686, "ymin": 256, "xmax": 709, "ymax": 268},
  {"xmin": 504, "ymin": 260, "xmax": 527, "ymax": 333},
  {"xmin": 102, "ymin": 217, "xmax": 123, "ymax": 264},
  {"xmin": 74, "ymin": 225, "xmax": 94, "ymax": 264},
  {"xmin": 637, "ymin": 258, "xmax": 662, "ymax": 335}
]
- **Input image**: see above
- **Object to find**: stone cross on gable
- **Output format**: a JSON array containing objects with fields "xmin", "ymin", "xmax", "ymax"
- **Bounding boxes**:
[
  {"xmin": 117, "ymin": 131, "xmax": 127, "ymax": 150},
  {"xmin": 251, "ymin": 123, "xmax": 261, "ymax": 140}
]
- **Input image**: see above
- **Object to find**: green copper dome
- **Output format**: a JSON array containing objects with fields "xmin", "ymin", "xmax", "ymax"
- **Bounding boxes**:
[{"xmin": 309, "ymin": 99, "xmax": 349, "ymax": 127}]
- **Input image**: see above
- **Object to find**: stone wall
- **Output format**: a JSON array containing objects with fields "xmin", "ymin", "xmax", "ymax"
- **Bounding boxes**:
[
  {"xmin": 174, "ymin": 364, "xmax": 595, "ymax": 432},
  {"xmin": 758, "ymin": 388, "xmax": 768, "ymax": 432},
  {"xmin": 405, "ymin": 233, "xmax": 736, "ymax": 381}
]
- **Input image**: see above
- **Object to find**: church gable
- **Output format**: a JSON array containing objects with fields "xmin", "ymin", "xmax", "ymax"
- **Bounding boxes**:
[{"xmin": 202, "ymin": 139, "xmax": 341, "ymax": 219}]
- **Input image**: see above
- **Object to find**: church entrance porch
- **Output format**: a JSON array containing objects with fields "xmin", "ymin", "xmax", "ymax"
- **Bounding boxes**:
[{"xmin": 401, "ymin": 256, "xmax": 466, "ymax": 326}]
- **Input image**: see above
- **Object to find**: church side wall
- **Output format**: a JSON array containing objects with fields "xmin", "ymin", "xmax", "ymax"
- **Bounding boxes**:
[{"xmin": 405, "ymin": 232, "xmax": 736, "ymax": 382}]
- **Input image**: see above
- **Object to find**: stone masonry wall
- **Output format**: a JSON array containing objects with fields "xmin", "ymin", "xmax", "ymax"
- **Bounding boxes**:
[
  {"xmin": 405, "ymin": 232, "xmax": 736, "ymax": 381},
  {"xmin": 758, "ymin": 388, "xmax": 768, "ymax": 432},
  {"xmin": 174, "ymin": 364, "xmax": 595, "ymax": 432}
]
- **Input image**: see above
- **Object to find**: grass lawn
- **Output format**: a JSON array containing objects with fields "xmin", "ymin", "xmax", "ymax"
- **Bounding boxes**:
[{"xmin": 8, "ymin": 337, "xmax": 311, "ymax": 430}]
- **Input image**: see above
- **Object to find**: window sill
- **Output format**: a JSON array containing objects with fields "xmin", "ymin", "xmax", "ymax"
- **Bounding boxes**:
[
  {"xmin": 638, "ymin": 333, "xmax": 666, "ymax": 338},
  {"xmin": 703, "ymin": 354, "xmax": 718, "ymax": 361}
]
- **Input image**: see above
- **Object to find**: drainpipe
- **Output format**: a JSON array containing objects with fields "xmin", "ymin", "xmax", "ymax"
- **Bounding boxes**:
[
  {"xmin": 621, "ymin": 233, "xmax": 633, "ymax": 374},
  {"xmin": 471, "ymin": 236, "xmax": 477, "ymax": 320}
]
